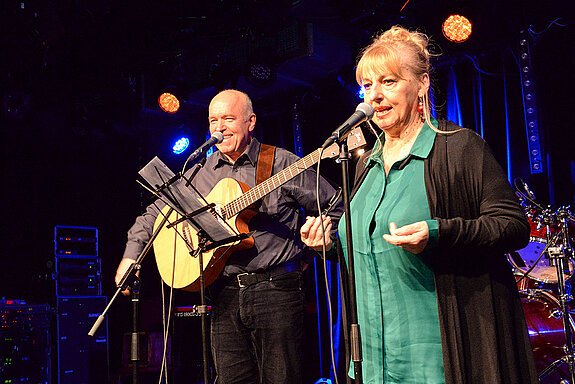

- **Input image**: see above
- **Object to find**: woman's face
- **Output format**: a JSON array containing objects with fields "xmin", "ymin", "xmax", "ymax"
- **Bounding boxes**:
[{"xmin": 361, "ymin": 64, "xmax": 428, "ymax": 135}]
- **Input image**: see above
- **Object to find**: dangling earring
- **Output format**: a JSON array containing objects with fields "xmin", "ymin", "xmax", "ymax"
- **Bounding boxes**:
[{"xmin": 417, "ymin": 97, "xmax": 425, "ymax": 120}]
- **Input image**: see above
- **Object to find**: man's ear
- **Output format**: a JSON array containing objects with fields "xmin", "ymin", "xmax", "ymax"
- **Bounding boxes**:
[{"xmin": 248, "ymin": 113, "xmax": 256, "ymax": 132}]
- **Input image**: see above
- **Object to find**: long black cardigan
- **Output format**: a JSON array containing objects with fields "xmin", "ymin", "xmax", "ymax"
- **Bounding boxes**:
[{"xmin": 351, "ymin": 121, "xmax": 538, "ymax": 383}]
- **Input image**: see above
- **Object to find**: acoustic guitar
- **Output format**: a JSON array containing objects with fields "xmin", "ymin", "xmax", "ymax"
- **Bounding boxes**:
[{"xmin": 153, "ymin": 128, "xmax": 366, "ymax": 291}]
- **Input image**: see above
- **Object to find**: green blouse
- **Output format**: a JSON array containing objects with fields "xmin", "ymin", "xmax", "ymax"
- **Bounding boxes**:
[{"xmin": 339, "ymin": 121, "xmax": 445, "ymax": 383}]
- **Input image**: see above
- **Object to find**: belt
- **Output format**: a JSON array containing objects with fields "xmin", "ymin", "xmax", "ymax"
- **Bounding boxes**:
[{"xmin": 234, "ymin": 261, "xmax": 300, "ymax": 288}]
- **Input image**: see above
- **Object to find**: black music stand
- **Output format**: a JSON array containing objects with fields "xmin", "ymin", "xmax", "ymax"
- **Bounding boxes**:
[{"xmin": 138, "ymin": 157, "xmax": 238, "ymax": 244}]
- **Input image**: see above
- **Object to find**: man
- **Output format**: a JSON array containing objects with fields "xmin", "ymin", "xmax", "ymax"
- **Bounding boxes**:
[{"xmin": 115, "ymin": 89, "xmax": 342, "ymax": 383}]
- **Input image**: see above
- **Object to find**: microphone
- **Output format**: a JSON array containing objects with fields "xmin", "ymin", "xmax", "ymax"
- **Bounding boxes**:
[
  {"xmin": 186, "ymin": 132, "xmax": 224, "ymax": 162},
  {"xmin": 517, "ymin": 177, "xmax": 536, "ymax": 201},
  {"xmin": 321, "ymin": 102, "xmax": 374, "ymax": 149}
]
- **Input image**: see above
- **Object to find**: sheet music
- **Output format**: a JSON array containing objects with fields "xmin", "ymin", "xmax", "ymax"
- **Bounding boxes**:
[{"xmin": 138, "ymin": 156, "xmax": 236, "ymax": 243}]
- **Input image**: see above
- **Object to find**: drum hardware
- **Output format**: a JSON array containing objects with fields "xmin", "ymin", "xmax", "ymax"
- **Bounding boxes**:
[
  {"xmin": 522, "ymin": 289, "xmax": 570, "ymax": 320},
  {"xmin": 541, "ymin": 356, "xmax": 574, "ymax": 382},
  {"xmin": 538, "ymin": 208, "xmax": 575, "ymax": 383},
  {"xmin": 510, "ymin": 184, "xmax": 574, "ymax": 283},
  {"xmin": 537, "ymin": 208, "xmax": 557, "ymax": 229},
  {"xmin": 512, "ymin": 180, "xmax": 575, "ymax": 382},
  {"xmin": 562, "ymin": 293, "xmax": 575, "ymax": 304},
  {"xmin": 551, "ymin": 307, "xmax": 564, "ymax": 320},
  {"xmin": 509, "ymin": 229, "xmax": 573, "ymax": 284}
]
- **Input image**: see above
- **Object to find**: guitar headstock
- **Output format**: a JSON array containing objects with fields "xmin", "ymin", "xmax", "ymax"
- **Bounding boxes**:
[{"xmin": 321, "ymin": 126, "xmax": 368, "ymax": 160}]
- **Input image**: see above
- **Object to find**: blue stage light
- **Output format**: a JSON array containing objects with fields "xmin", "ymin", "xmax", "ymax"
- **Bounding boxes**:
[
  {"xmin": 358, "ymin": 86, "xmax": 365, "ymax": 99},
  {"xmin": 205, "ymin": 132, "xmax": 216, "ymax": 157},
  {"xmin": 172, "ymin": 137, "xmax": 190, "ymax": 154}
]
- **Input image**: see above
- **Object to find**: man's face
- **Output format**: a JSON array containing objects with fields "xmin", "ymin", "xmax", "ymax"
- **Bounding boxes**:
[{"xmin": 208, "ymin": 91, "xmax": 256, "ymax": 162}]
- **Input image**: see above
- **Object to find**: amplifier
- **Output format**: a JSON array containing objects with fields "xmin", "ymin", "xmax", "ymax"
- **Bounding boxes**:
[
  {"xmin": 56, "ymin": 257, "xmax": 101, "ymax": 296},
  {"xmin": 55, "ymin": 226, "xmax": 98, "ymax": 257},
  {"xmin": 0, "ymin": 302, "xmax": 51, "ymax": 383},
  {"xmin": 57, "ymin": 296, "xmax": 109, "ymax": 384},
  {"xmin": 172, "ymin": 305, "xmax": 212, "ymax": 383},
  {"xmin": 173, "ymin": 305, "xmax": 212, "ymax": 318}
]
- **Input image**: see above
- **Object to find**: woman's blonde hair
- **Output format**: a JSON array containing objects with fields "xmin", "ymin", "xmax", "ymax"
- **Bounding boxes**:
[{"xmin": 356, "ymin": 26, "xmax": 435, "ymax": 130}]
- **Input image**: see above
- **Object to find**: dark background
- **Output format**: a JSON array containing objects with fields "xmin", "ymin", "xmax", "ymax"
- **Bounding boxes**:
[{"xmin": 1, "ymin": 0, "xmax": 573, "ymax": 382}]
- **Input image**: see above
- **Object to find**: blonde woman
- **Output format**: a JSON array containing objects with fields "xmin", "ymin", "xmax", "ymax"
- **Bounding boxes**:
[{"xmin": 301, "ymin": 26, "xmax": 537, "ymax": 384}]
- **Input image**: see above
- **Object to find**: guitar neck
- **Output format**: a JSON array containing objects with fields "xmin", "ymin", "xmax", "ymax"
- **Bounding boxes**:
[{"xmin": 225, "ymin": 148, "xmax": 323, "ymax": 218}]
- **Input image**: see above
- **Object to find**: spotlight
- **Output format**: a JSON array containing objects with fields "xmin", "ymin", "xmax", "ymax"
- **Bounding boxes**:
[
  {"xmin": 248, "ymin": 64, "xmax": 274, "ymax": 83},
  {"xmin": 442, "ymin": 14, "xmax": 472, "ymax": 43},
  {"xmin": 158, "ymin": 92, "xmax": 180, "ymax": 114},
  {"xmin": 358, "ymin": 86, "xmax": 365, "ymax": 100},
  {"xmin": 245, "ymin": 48, "xmax": 277, "ymax": 88},
  {"xmin": 172, "ymin": 137, "xmax": 190, "ymax": 155}
]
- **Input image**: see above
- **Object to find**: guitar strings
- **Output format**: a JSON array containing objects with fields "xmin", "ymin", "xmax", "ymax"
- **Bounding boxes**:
[
  {"xmin": 227, "ymin": 149, "xmax": 323, "ymax": 218},
  {"xmin": 153, "ymin": 201, "xmax": 195, "ymax": 248},
  {"xmin": 187, "ymin": 180, "xmax": 239, "ymax": 236}
]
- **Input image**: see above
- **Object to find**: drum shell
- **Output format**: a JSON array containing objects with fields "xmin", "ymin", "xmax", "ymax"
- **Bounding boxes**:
[{"xmin": 520, "ymin": 289, "xmax": 573, "ymax": 383}]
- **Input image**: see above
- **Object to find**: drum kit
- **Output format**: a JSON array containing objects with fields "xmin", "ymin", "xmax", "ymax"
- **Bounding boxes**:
[{"xmin": 508, "ymin": 179, "xmax": 575, "ymax": 383}]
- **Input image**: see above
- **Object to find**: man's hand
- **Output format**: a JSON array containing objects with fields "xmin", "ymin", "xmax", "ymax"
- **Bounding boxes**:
[
  {"xmin": 115, "ymin": 258, "xmax": 138, "ymax": 296},
  {"xmin": 300, "ymin": 215, "xmax": 333, "ymax": 252},
  {"xmin": 382, "ymin": 221, "xmax": 429, "ymax": 254}
]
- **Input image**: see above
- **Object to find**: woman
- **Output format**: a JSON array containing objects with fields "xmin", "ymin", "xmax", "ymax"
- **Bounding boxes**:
[{"xmin": 301, "ymin": 26, "xmax": 537, "ymax": 383}]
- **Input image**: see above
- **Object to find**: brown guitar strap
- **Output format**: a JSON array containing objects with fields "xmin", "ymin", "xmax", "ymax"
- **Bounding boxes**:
[{"xmin": 256, "ymin": 143, "xmax": 276, "ymax": 185}]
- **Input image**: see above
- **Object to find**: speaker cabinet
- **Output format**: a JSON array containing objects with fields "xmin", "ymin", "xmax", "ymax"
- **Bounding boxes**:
[{"xmin": 57, "ymin": 296, "xmax": 109, "ymax": 384}]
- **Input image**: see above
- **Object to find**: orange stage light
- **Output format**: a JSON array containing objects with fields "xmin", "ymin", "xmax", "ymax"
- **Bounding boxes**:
[
  {"xmin": 158, "ymin": 92, "xmax": 180, "ymax": 113},
  {"xmin": 442, "ymin": 14, "xmax": 472, "ymax": 43}
]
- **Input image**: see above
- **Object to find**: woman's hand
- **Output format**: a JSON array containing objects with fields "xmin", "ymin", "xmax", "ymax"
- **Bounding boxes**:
[
  {"xmin": 383, "ymin": 221, "xmax": 429, "ymax": 254},
  {"xmin": 300, "ymin": 215, "xmax": 333, "ymax": 252}
]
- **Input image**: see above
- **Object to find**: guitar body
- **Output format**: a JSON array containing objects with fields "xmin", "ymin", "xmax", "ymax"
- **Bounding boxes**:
[{"xmin": 153, "ymin": 178, "xmax": 255, "ymax": 291}]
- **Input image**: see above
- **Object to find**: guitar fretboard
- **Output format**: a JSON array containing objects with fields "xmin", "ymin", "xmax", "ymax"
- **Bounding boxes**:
[{"xmin": 224, "ymin": 148, "xmax": 323, "ymax": 218}]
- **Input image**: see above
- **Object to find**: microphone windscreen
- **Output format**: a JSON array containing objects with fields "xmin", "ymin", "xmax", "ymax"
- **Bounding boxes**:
[
  {"xmin": 357, "ymin": 102, "xmax": 374, "ymax": 119},
  {"xmin": 212, "ymin": 131, "xmax": 224, "ymax": 143}
]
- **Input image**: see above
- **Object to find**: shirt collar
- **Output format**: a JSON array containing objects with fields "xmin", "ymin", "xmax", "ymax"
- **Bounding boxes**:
[
  {"xmin": 410, "ymin": 119, "xmax": 437, "ymax": 159},
  {"xmin": 368, "ymin": 118, "xmax": 437, "ymax": 166},
  {"xmin": 211, "ymin": 137, "xmax": 259, "ymax": 170}
]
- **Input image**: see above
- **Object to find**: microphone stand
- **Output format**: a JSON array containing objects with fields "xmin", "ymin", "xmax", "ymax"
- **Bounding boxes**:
[
  {"xmin": 88, "ymin": 161, "xmax": 207, "ymax": 384},
  {"xmin": 131, "ymin": 281, "xmax": 141, "ymax": 383},
  {"xmin": 179, "ymin": 173, "xmax": 211, "ymax": 384},
  {"xmin": 337, "ymin": 141, "xmax": 363, "ymax": 383},
  {"xmin": 191, "ymin": 234, "xmax": 211, "ymax": 384},
  {"xmin": 88, "ymin": 209, "xmax": 173, "ymax": 384}
]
